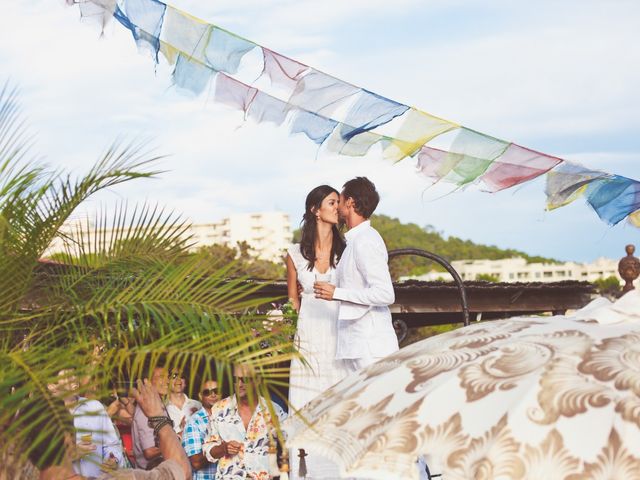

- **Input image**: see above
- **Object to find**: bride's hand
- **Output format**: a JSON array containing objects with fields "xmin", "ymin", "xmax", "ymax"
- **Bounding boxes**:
[{"xmin": 314, "ymin": 281, "xmax": 336, "ymax": 300}]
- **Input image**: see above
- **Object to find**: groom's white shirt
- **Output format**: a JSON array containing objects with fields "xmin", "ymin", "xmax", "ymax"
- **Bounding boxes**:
[{"xmin": 333, "ymin": 220, "xmax": 399, "ymax": 360}]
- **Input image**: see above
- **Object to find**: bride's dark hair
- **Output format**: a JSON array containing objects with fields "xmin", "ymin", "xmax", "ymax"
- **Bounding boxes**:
[{"xmin": 300, "ymin": 185, "xmax": 346, "ymax": 271}]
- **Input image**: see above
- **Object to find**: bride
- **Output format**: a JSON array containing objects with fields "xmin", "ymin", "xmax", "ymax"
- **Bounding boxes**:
[{"xmin": 286, "ymin": 185, "xmax": 350, "ymax": 479}]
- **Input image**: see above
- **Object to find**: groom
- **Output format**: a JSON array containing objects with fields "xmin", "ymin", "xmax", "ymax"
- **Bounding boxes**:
[{"xmin": 314, "ymin": 176, "xmax": 399, "ymax": 371}]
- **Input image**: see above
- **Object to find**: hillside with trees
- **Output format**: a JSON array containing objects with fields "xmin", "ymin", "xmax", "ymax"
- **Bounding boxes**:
[
  {"xmin": 295, "ymin": 214, "xmax": 557, "ymax": 280},
  {"xmin": 372, "ymin": 215, "xmax": 558, "ymax": 279}
]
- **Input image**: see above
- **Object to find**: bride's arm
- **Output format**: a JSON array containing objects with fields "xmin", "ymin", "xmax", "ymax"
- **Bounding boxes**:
[{"xmin": 286, "ymin": 254, "xmax": 301, "ymax": 312}]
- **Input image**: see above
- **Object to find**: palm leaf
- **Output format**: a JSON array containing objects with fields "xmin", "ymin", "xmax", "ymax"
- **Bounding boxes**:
[{"xmin": 0, "ymin": 84, "xmax": 296, "ymax": 472}]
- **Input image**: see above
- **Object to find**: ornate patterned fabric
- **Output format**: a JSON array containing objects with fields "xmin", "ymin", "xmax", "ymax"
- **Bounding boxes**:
[{"xmin": 284, "ymin": 291, "xmax": 640, "ymax": 480}]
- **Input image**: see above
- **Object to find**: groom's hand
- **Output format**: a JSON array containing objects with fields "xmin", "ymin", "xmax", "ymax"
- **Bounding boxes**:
[{"xmin": 314, "ymin": 281, "xmax": 336, "ymax": 300}]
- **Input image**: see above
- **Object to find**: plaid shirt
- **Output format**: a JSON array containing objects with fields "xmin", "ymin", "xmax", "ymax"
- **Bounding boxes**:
[{"xmin": 182, "ymin": 408, "xmax": 217, "ymax": 480}]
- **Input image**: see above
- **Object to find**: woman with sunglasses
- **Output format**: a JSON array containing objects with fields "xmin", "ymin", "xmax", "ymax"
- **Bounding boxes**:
[{"xmin": 166, "ymin": 372, "xmax": 202, "ymax": 439}]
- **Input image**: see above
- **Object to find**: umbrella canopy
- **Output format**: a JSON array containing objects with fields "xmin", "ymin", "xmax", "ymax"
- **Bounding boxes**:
[{"xmin": 284, "ymin": 291, "xmax": 640, "ymax": 480}]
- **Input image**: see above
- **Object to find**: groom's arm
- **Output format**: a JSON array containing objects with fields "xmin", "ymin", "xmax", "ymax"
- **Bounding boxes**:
[{"xmin": 332, "ymin": 237, "xmax": 395, "ymax": 307}]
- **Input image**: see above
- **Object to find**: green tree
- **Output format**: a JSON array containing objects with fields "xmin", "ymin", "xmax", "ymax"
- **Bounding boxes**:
[
  {"xmin": 593, "ymin": 275, "xmax": 621, "ymax": 296},
  {"xmin": 0, "ymin": 85, "xmax": 293, "ymax": 474},
  {"xmin": 193, "ymin": 241, "xmax": 285, "ymax": 279},
  {"xmin": 476, "ymin": 273, "xmax": 500, "ymax": 282},
  {"xmin": 194, "ymin": 243, "xmax": 242, "ymax": 269}
]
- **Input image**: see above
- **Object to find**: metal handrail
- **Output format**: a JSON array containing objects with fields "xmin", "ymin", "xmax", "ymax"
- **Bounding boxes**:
[{"xmin": 389, "ymin": 248, "xmax": 470, "ymax": 326}]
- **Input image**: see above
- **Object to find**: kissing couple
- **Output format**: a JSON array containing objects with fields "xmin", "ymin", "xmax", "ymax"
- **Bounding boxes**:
[{"xmin": 285, "ymin": 176, "xmax": 399, "ymax": 479}]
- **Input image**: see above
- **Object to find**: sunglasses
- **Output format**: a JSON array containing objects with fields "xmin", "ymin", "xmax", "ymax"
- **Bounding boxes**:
[{"xmin": 201, "ymin": 388, "xmax": 218, "ymax": 396}]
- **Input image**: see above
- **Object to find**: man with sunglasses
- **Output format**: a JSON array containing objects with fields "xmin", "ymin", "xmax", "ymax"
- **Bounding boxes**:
[{"xmin": 182, "ymin": 380, "xmax": 220, "ymax": 480}]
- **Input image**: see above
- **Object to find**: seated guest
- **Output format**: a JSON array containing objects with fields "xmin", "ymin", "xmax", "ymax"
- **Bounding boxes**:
[
  {"xmin": 181, "ymin": 379, "xmax": 220, "ymax": 479},
  {"xmin": 204, "ymin": 365, "xmax": 286, "ymax": 480},
  {"xmin": 26, "ymin": 378, "xmax": 191, "ymax": 480},
  {"xmin": 133, "ymin": 366, "xmax": 170, "ymax": 470},
  {"xmin": 48, "ymin": 369, "xmax": 126, "ymax": 478},
  {"xmin": 166, "ymin": 372, "xmax": 202, "ymax": 438}
]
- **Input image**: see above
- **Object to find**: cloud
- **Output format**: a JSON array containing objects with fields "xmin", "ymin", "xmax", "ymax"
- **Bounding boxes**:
[
  {"xmin": 2, "ymin": 0, "xmax": 639, "ymax": 263},
  {"xmin": 329, "ymin": 9, "xmax": 640, "ymax": 146}
]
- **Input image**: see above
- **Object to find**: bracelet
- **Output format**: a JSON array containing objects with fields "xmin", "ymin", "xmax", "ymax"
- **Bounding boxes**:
[
  {"xmin": 147, "ymin": 415, "xmax": 173, "ymax": 427},
  {"xmin": 153, "ymin": 418, "xmax": 172, "ymax": 438},
  {"xmin": 147, "ymin": 416, "xmax": 174, "ymax": 446}
]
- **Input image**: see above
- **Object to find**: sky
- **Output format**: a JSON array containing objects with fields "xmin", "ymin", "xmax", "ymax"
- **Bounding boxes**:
[{"xmin": 1, "ymin": 0, "xmax": 639, "ymax": 262}]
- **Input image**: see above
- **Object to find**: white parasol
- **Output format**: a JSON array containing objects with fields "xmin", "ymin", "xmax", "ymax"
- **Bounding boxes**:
[{"xmin": 284, "ymin": 291, "xmax": 640, "ymax": 479}]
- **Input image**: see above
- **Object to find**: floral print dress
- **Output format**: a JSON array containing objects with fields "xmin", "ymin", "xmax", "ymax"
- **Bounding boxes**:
[{"xmin": 205, "ymin": 395, "xmax": 286, "ymax": 480}]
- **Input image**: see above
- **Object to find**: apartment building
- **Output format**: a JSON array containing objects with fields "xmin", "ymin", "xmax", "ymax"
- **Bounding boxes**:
[
  {"xmin": 49, "ymin": 211, "xmax": 293, "ymax": 264},
  {"xmin": 190, "ymin": 212, "xmax": 292, "ymax": 263},
  {"xmin": 405, "ymin": 257, "xmax": 622, "ymax": 283}
]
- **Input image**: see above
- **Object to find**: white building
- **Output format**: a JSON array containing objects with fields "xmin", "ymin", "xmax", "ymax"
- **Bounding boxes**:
[
  {"xmin": 404, "ymin": 257, "xmax": 622, "ymax": 284},
  {"xmin": 190, "ymin": 212, "xmax": 292, "ymax": 263},
  {"xmin": 48, "ymin": 211, "xmax": 293, "ymax": 264}
]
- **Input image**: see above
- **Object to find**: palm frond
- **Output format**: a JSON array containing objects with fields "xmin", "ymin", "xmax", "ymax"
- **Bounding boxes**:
[
  {"xmin": 52, "ymin": 201, "xmax": 192, "ymax": 267},
  {"xmin": 0, "ymin": 83, "xmax": 296, "ymax": 473},
  {"xmin": 0, "ymin": 139, "xmax": 165, "ymax": 313}
]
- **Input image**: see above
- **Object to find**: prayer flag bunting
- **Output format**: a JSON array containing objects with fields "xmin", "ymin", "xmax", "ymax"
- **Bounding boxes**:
[
  {"xmin": 248, "ymin": 91, "xmax": 290, "ymax": 127},
  {"xmin": 173, "ymin": 54, "xmax": 211, "ymax": 95},
  {"xmin": 417, "ymin": 147, "xmax": 494, "ymax": 187},
  {"xmin": 339, "ymin": 90, "xmax": 409, "ymax": 141},
  {"xmin": 114, "ymin": 0, "xmax": 165, "ymax": 61},
  {"xmin": 586, "ymin": 176, "xmax": 640, "ymax": 226},
  {"xmin": 288, "ymin": 70, "xmax": 360, "ymax": 117},
  {"xmin": 481, "ymin": 143, "xmax": 563, "ymax": 192},
  {"xmin": 75, "ymin": 0, "xmax": 117, "ymax": 33},
  {"xmin": 261, "ymin": 49, "xmax": 309, "ymax": 93},
  {"xmin": 160, "ymin": 6, "xmax": 209, "ymax": 62},
  {"xmin": 214, "ymin": 73, "xmax": 258, "ymax": 113},
  {"xmin": 206, "ymin": 28, "xmax": 256, "ymax": 75},
  {"xmin": 290, "ymin": 111, "xmax": 338, "ymax": 145},
  {"xmin": 382, "ymin": 108, "xmax": 457, "ymax": 161},
  {"xmin": 546, "ymin": 163, "xmax": 610, "ymax": 210},
  {"xmin": 70, "ymin": 0, "xmax": 640, "ymax": 227}
]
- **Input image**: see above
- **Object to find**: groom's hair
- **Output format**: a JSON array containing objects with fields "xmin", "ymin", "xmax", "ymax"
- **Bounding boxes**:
[{"xmin": 342, "ymin": 177, "xmax": 379, "ymax": 219}]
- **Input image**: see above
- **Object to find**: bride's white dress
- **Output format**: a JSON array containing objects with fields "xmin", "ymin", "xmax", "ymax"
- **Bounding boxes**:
[{"xmin": 287, "ymin": 244, "xmax": 349, "ymax": 479}]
